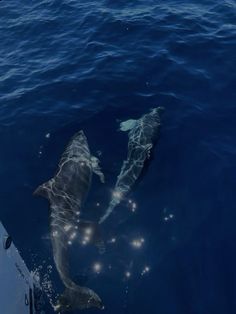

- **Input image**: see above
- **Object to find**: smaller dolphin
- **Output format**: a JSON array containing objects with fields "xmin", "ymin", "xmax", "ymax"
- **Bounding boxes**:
[
  {"xmin": 99, "ymin": 107, "xmax": 163, "ymax": 224},
  {"xmin": 34, "ymin": 130, "xmax": 105, "ymax": 312}
]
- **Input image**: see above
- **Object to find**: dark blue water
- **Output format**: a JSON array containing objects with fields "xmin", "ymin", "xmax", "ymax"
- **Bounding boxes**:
[{"xmin": 1, "ymin": 0, "xmax": 236, "ymax": 313}]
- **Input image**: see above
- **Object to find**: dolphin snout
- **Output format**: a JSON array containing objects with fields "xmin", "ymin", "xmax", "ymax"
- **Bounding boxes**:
[
  {"xmin": 77, "ymin": 130, "xmax": 85, "ymax": 137},
  {"xmin": 151, "ymin": 106, "xmax": 164, "ymax": 115}
]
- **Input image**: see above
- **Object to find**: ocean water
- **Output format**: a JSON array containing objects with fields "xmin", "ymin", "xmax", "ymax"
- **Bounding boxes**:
[{"xmin": 0, "ymin": 0, "xmax": 236, "ymax": 313}]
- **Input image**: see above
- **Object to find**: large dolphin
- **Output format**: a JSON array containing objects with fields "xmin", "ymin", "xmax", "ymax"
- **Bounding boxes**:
[
  {"xmin": 99, "ymin": 107, "xmax": 163, "ymax": 224},
  {"xmin": 34, "ymin": 130, "xmax": 105, "ymax": 312}
]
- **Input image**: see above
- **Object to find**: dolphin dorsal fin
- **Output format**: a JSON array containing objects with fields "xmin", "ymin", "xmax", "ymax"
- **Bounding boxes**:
[
  {"xmin": 119, "ymin": 119, "xmax": 137, "ymax": 132},
  {"xmin": 91, "ymin": 156, "xmax": 105, "ymax": 183},
  {"xmin": 144, "ymin": 143, "xmax": 153, "ymax": 159}
]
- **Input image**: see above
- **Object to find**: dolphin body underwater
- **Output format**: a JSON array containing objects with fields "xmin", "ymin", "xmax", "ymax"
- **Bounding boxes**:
[
  {"xmin": 99, "ymin": 107, "xmax": 163, "ymax": 224},
  {"xmin": 34, "ymin": 131, "xmax": 105, "ymax": 312}
]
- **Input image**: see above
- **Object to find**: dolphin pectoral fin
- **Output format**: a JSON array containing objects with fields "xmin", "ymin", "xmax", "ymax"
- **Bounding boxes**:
[
  {"xmin": 119, "ymin": 119, "xmax": 137, "ymax": 132},
  {"xmin": 78, "ymin": 220, "xmax": 105, "ymax": 254},
  {"xmin": 33, "ymin": 179, "xmax": 53, "ymax": 200},
  {"xmin": 91, "ymin": 156, "xmax": 105, "ymax": 183}
]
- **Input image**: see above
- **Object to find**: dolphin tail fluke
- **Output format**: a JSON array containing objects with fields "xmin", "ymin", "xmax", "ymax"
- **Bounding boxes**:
[
  {"xmin": 33, "ymin": 179, "xmax": 53, "ymax": 200},
  {"xmin": 54, "ymin": 285, "xmax": 104, "ymax": 312},
  {"xmin": 78, "ymin": 220, "xmax": 105, "ymax": 254}
]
